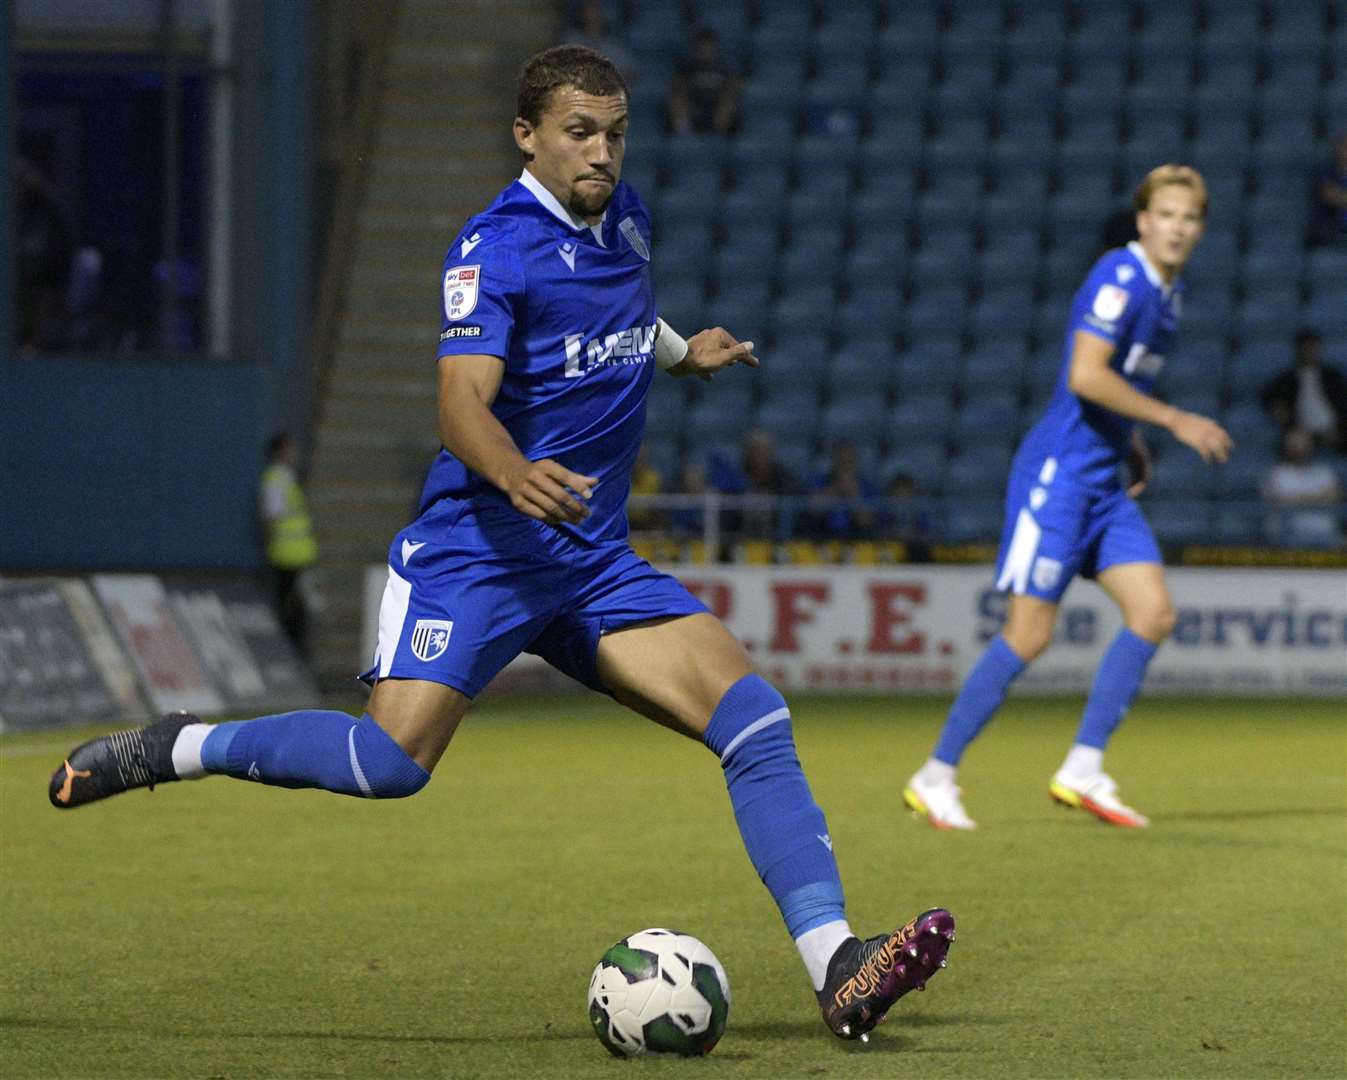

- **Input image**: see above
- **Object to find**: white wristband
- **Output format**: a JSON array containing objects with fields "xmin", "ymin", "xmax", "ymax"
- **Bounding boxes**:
[{"xmin": 654, "ymin": 317, "xmax": 689, "ymax": 370}]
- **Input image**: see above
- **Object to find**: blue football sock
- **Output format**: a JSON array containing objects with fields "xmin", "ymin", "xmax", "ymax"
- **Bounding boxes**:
[
  {"xmin": 1074, "ymin": 628, "xmax": 1158, "ymax": 750},
  {"xmin": 932, "ymin": 635, "xmax": 1026, "ymax": 766},
  {"xmin": 200, "ymin": 710, "xmax": 429, "ymax": 798},
  {"xmin": 704, "ymin": 674, "xmax": 845, "ymax": 939}
]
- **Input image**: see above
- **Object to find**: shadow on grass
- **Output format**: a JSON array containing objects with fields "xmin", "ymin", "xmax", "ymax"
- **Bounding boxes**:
[
  {"xmin": 1159, "ymin": 806, "xmax": 1344, "ymax": 823},
  {"xmin": 2, "ymin": 1012, "xmax": 995, "ymax": 1056}
]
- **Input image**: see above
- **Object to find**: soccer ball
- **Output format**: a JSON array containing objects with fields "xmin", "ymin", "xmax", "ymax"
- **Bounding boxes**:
[{"xmin": 586, "ymin": 928, "xmax": 731, "ymax": 1057}]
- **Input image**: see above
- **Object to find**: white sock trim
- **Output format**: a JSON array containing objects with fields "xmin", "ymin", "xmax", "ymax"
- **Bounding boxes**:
[
  {"xmin": 796, "ymin": 919, "xmax": 854, "ymax": 992},
  {"xmin": 719, "ymin": 707, "xmax": 790, "ymax": 761},
  {"xmin": 170, "ymin": 723, "xmax": 213, "ymax": 780}
]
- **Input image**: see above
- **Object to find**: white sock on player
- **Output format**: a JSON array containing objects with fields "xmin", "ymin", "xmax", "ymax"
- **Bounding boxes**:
[
  {"xmin": 170, "ymin": 723, "xmax": 213, "ymax": 779},
  {"xmin": 796, "ymin": 919, "xmax": 855, "ymax": 991},
  {"xmin": 1060, "ymin": 743, "xmax": 1104, "ymax": 780}
]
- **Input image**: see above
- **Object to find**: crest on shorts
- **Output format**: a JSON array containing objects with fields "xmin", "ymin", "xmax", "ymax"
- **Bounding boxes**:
[
  {"xmin": 411, "ymin": 619, "xmax": 453, "ymax": 662},
  {"xmin": 1031, "ymin": 557, "xmax": 1063, "ymax": 592},
  {"xmin": 443, "ymin": 265, "xmax": 480, "ymax": 321},
  {"xmin": 619, "ymin": 216, "xmax": 650, "ymax": 261}
]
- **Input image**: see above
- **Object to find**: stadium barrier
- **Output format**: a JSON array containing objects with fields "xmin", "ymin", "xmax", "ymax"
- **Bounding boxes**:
[
  {"xmin": 362, "ymin": 564, "xmax": 1347, "ymax": 698},
  {"xmin": 0, "ymin": 573, "xmax": 318, "ymax": 732}
]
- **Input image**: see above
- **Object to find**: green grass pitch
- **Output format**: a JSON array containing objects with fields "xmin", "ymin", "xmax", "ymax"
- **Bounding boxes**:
[{"xmin": 3, "ymin": 695, "xmax": 1343, "ymax": 1079}]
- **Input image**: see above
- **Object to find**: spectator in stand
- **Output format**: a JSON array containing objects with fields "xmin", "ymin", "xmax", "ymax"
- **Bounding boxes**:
[
  {"xmin": 669, "ymin": 27, "xmax": 740, "ymax": 136},
  {"xmin": 1262, "ymin": 427, "xmax": 1344, "ymax": 547},
  {"xmin": 1261, "ymin": 330, "xmax": 1347, "ymax": 452},
  {"xmin": 878, "ymin": 471, "xmax": 935, "ymax": 557},
  {"xmin": 15, "ymin": 153, "xmax": 74, "ymax": 354},
  {"xmin": 725, "ymin": 429, "xmax": 796, "ymax": 539},
  {"xmin": 1309, "ymin": 132, "xmax": 1347, "ymax": 246},
  {"xmin": 669, "ymin": 459, "xmax": 708, "ymax": 539},
  {"xmin": 628, "ymin": 442, "xmax": 664, "ymax": 531},
  {"xmin": 563, "ymin": 0, "xmax": 636, "ymax": 86},
  {"xmin": 807, "ymin": 441, "xmax": 878, "ymax": 540}
]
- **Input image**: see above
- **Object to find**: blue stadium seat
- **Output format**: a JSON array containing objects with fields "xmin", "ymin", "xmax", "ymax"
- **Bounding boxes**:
[
  {"xmin": 838, "ymin": 286, "xmax": 902, "ymax": 339},
  {"xmin": 643, "ymin": 385, "xmax": 688, "ymax": 442},
  {"xmin": 761, "ymin": 336, "xmax": 829, "ymax": 391},
  {"xmin": 998, "ymin": 66, "xmax": 1063, "ymax": 108},
  {"xmin": 754, "ymin": 392, "xmax": 821, "ymax": 445},
  {"xmin": 717, "ymin": 189, "xmax": 783, "ymax": 231},
  {"xmin": 1305, "ymin": 289, "xmax": 1347, "ymax": 337},
  {"xmin": 1236, "ymin": 288, "xmax": 1302, "ymax": 342},
  {"xmin": 771, "ymin": 287, "xmax": 835, "ymax": 340},
  {"xmin": 821, "ymin": 394, "xmax": 887, "ymax": 443},
  {"xmin": 1307, "ymin": 249, "xmax": 1347, "ymax": 286},
  {"xmin": 895, "ymin": 340, "xmax": 962, "ymax": 396},
  {"xmin": 1211, "ymin": 501, "xmax": 1265, "ymax": 545},
  {"xmin": 961, "ymin": 343, "xmax": 1029, "ymax": 396},
  {"xmin": 686, "ymin": 391, "xmax": 754, "ymax": 443},
  {"xmin": 656, "ymin": 281, "xmax": 705, "ymax": 330},
  {"xmin": 850, "ymin": 187, "xmax": 916, "ymax": 235},
  {"xmin": 1225, "ymin": 341, "xmax": 1291, "ymax": 402},
  {"xmin": 639, "ymin": 437, "xmax": 682, "ymax": 488},
  {"xmin": 786, "ymin": 183, "xmax": 850, "ymax": 230},
  {"xmin": 731, "ymin": 137, "xmax": 792, "ymax": 178},
  {"xmin": 1143, "ymin": 498, "xmax": 1213, "ymax": 545},
  {"xmin": 978, "ymin": 230, "xmax": 1042, "ymax": 287},
  {"xmin": 1190, "ymin": 79, "xmax": 1256, "ymax": 120},
  {"xmin": 943, "ymin": 446, "xmax": 1013, "ymax": 495},
  {"xmin": 888, "ymin": 393, "xmax": 955, "ymax": 441},
  {"xmin": 942, "ymin": 501, "xmax": 1003, "ymax": 543},
  {"xmin": 1221, "ymin": 402, "xmax": 1272, "ymax": 445},
  {"xmin": 1150, "ymin": 454, "xmax": 1215, "ymax": 498},
  {"xmin": 710, "ymin": 248, "xmax": 775, "ymax": 294},
  {"xmin": 778, "ymin": 243, "xmax": 842, "ymax": 291},
  {"xmin": 969, "ymin": 287, "xmax": 1037, "ymax": 342},
  {"xmin": 1213, "ymin": 457, "xmax": 1272, "ymax": 502},
  {"xmin": 832, "ymin": 341, "xmax": 899, "ymax": 396},
  {"xmin": 909, "ymin": 244, "xmax": 977, "ymax": 291},
  {"xmin": 885, "ymin": 441, "xmax": 948, "ymax": 489},
  {"xmin": 989, "ymin": 168, "xmax": 1050, "ymax": 205},
  {"xmin": 707, "ymin": 292, "xmax": 769, "ymax": 348},
  {"xmin": 843, "ymin": 238, "xmax": 909, "ymax": 291},
  {"xmin": 876, "ymin": 3, "xmax": 940, "ymax": 54}
]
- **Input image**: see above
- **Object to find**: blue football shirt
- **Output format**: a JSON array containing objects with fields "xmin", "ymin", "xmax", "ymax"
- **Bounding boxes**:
[
  {"xmin": 1017, "ymin": 241, "xmax": 1184, "ymax": 488},
  {"xmin": 424, "ymin": 169, "xmax": 657, "ymax": 541}
]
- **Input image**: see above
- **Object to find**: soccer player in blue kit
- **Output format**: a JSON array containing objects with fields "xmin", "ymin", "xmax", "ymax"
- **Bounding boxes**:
[
  {"xmin": 48, "ymin": 46, "xmax": 953, "ymax": 1042},
  {"xmin": 904, "ymin": 165, "xmax": 1233, "ymax": 831}
]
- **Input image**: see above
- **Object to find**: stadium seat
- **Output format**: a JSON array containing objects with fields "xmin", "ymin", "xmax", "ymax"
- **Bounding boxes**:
[
  {"xmin": 960, "ymin": 343, "xmax": 1029, "ymax": 396},
  {"xmin": 1305, "ymin": 290, "xmax": 1347, "ymax": 337},
  {"xmin": 754, "ymin": 392, "xmax": 821, "ymax": 445},
  {"xmin": 1144, "ymin": 498, "xmax": 1213, "ymax": 545},
  {"xmin": 843, "ymin": 238, "xmax": 909, "ymax": 291},
  {"xmin": 656, "ymin": 281, "xmax": 705, "ymax": 332},
  {"xmin": 1150, "ymin": 454, "xmax": 1215, "ymax": 498},
  {"xmin": 978, "ymin": 231, "xmax": 1042, "ymax": 287},
  {"xmin": 888, "ymin": 394, "xmax": 955, "ymax": 442},
  {"xmin": 644, "ymin": 384, "xmax": 688, "ymax": 442},
  {"xmin": 910, "ymin": 235, "xmax": 978, "ymax": 288},
  {"xmin": 969, "ymin": 287, "xmax": 1037, "ymax": 342},
  {"xmin": 1213, "ymin": 457, "xmax": 1271, "ymax": 502},
  {"xmin": 1211, "ymin": 501, "xmax": 1265, "ymax": 545},
  {"xmin": 761, "ymin": 336, "xmax": 830, "ymax": 391},
  {"xmin": 1221, "ymin": 402, "xmax": 1272, "ymax": 445},
  {"xmin": 686, "ymin": 392, "xmax": 754, "ymax": 443},
  {"xmin": 831, "ymin": 341, "xmax": 898, "ymax": 397},
  {"xmin": 904, "ymin": 285, "xmax": 969, "ymax": 338},
  {"xmin": 943, "ymin": 446, "xmax": 1014, "ymax": 495},
  {"xmin": 820, "ymin": 394, "xmax": 887, "ymax": 444},
  {"xmin": 885, "ymin": 440, "xmax": 948, "ymax": 487},
  {"xmin": 771, "ymin": 287, "xmax": 835, "ymax": 341},
  {"xmin": 942, "ymin": 500, "xmax": 1003, "ymax": 543},
  {"xmin": 894, "ymin": 340, "xmax": 961, "ymax": 394},
  {"xmin": 778, "ymin": 243, "xmax": 842, "ymax": 292},
  {"xmin": 838, "ymin": 286, "xmax": 902, "ymax": 340}
]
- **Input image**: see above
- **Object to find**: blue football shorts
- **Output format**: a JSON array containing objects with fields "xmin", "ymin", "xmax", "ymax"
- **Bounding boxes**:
[
  {"xmin": 992, "ymin": 456, "xmax": 1161, "ymax": 603},
  {"xmin": 361, "ymin": 498, "xmax": 708, "ymax": 697}
]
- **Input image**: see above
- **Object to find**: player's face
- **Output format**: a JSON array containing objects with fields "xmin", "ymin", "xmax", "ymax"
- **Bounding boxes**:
[
  {"xmin": 1135, "ymin": 183, "xmax": 1205, "ymax": 278},
  {"xmin": 515, "ymin": 86, "xmax": 627, "ymax": 224}
]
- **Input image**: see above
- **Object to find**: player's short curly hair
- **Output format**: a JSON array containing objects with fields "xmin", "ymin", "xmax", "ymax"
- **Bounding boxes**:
[
  {"xmin": 516, "ymin": 45, "xmax": 628, "ymax": 126},
  {"xmin": 1132, "ymin": 164, "xmax": 1208, "ymax": 215}
]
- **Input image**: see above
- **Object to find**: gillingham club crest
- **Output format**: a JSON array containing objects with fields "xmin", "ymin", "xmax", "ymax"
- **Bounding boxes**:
[{"xmin": 411, "ymin": 619, "xmax": 453, "ymax": 662}]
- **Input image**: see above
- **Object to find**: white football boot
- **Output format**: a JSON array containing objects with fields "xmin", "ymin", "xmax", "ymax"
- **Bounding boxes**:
[
  {"xmin": 1049, "ymin": 770, "xmax": 1149, "ymax": 828},
  {"xmin": 903, "ymin": 772, "xmax": 977, "ymax": 830}
]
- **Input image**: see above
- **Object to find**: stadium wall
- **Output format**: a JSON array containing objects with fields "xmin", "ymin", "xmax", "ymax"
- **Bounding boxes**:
[
  {"xmin": 361, "ymin": 565, "xmax": 1347, "ymax": 698},
  {"xmin": 1, "ymin": 358, "xmax": 269, "ymax": 568}
]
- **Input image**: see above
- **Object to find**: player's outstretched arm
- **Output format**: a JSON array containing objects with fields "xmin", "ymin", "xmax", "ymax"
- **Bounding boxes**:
[
  {"xmin": 438, "ymin": 355, "xmax": 597, "ymax": 524},
  {"xmin": 664, "ymin": 324, "xmax": 760, "ymax": 381},
  {"xmin": 1067, "ymin": 330, "xmax": 1233, "ymax": 465}
]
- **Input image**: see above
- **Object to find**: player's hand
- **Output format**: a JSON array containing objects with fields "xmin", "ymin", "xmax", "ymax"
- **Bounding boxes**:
[
  {"xmin": 500, "ymin": 458, "xmax": 598, "ymax": 525},
  {"xmin": 682, "ymin": 327, "xmax": 760, "ymax": 382},
  {"xmin": 1169, "ymin": 411, "xmax": 1234, "ymax": 464}
]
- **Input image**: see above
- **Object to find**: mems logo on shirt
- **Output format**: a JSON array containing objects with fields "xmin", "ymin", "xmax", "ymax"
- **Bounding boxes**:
[{"xmin": 562, "ymin": 323, "xmax": 657, "ymax": 378}]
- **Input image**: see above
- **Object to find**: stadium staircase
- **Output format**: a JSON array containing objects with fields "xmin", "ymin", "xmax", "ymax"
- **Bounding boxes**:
[{"xmin": 307, "ymin": 0, "xmax": 557, "ymax": 693}]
